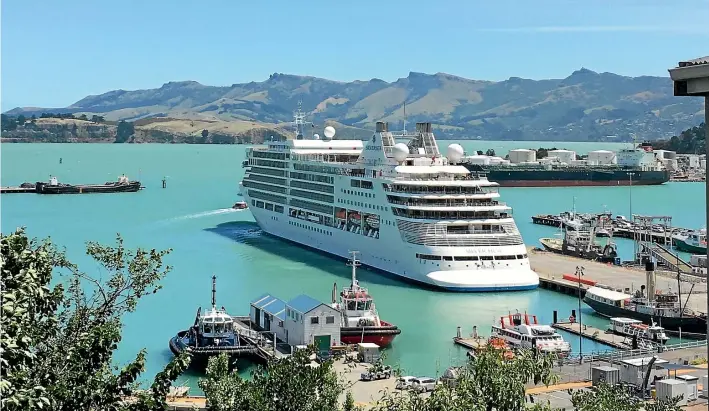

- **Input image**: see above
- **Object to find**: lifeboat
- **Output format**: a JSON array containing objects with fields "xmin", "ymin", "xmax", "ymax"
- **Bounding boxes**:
[{"xmin": 232, "ymin": 201, "xmax": 248, "ymax": 210}]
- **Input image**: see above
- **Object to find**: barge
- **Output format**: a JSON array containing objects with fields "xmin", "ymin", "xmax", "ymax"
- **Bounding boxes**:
[{"xmin": 35, "ymin": 175, "xmax": 142, "ymax": 194}]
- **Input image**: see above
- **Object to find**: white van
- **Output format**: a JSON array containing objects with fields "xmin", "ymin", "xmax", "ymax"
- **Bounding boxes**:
[
  {"xmin": 411, "ymin": 377, "xmax": 437, "ymax": 393},
  {"xmin": 395, "ymin": 376, "xmax": 416, "ymax": 390}
]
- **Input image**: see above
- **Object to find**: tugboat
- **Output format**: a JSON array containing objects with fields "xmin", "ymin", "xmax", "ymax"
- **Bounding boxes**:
[
  {"xmin": 491, "ymin": 311, "xmax": 571, "ymax": 357},
  {"xmin": 673, "ymin": 229, "xmax": 707, "ymax": 254},
  {"xmin": 169, "ymin": 276, "xmax": 257, "ymax": 363},
  {"xmin": 331, "ymin": 251, "xmax": 401, "ymax": 347},
  {"xmin": 35, "ymin": 174, "xmax": 142, "ymax": 194}
]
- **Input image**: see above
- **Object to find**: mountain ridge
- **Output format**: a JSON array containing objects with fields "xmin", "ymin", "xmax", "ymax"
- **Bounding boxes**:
[{"xmin": 5, "ymin": 69, "xmax": 704, "ymax": 141}]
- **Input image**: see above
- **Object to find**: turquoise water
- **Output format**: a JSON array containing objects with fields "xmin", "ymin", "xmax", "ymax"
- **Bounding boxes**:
[{"xmin": 1, "ymin": 142, "xmax": 705, "ymax": 389}]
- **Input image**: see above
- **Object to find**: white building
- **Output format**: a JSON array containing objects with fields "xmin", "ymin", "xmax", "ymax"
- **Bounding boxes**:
[
  {"xmin": 284, "ymin": 294, "xmax": 341, "ymax": 351},
  {"xmin": 548, "ymin": 149, "xmax": 576, "ymax": 164},
  {"xmin": 250, "ymin": 293, "xmax": 287, "ymax": 342},
  {"xmin": 677, "ymin": 154, "xmax": 700, "ymax": 169}
]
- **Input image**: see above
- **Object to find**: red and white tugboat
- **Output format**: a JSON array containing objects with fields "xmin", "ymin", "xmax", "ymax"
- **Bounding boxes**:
[{"xmin": 332, "ymin": 251, "xmax": 401, "ymax": 347}]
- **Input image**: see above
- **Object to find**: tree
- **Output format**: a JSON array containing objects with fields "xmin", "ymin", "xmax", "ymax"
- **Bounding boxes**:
[
  {"xmin": 570, "ymin": 382, "xmax": 682, "ymax": 411},
  {"xmin": 202, "ymin": 129, "xmax": 209, "ymax": 139},
  {"xmin": 1, "ymin": 114, "xmax": 17, "ymax": 131},
  {"xmin": 91, "ymin": 115, "xmax": 105, "ymax": 123},
  {"xmin": 16, "ymin": 114, "xmax": 26, "ymax": 126},
  {"xmin": 30, "ymin": 114, "xmax": 37, "ymax": 123},
  {"xmin": 116, "ymin": 121, "xmax": 135, "ymax": 143},
  {"xmin": 372, "ymin": 345, "xmax": 558, "ymax": 411},
  {"xmin": 200, "ymin": 347, "xmax": 343, "ymax": 411},
  {"xmin": 0, "ymin": 228, "xmax": 190, "ymax": 411},
  {"xmin": 485, "ymin": 148, "xmax": 496, "ymax": 157},
  {"xmin": 78, "ymin": 114, "xmax": 88, "ymax": 121}
]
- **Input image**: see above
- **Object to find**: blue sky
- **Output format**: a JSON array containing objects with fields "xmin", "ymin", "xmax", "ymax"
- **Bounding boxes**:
[{"xmin": 1, "ymin": 0, "xmax": 707, "ymax": 110}]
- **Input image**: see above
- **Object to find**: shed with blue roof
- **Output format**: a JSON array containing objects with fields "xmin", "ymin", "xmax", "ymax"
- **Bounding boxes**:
[
  {"xmin": 250, "ymin": 293, "xmax": 287, "ymax": 342},
  {"xmin": 284, "ymin": 294, "xmax": 341, "ymax": 350}
]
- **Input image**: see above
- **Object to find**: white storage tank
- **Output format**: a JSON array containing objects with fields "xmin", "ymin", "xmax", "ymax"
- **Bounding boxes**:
[
  {"xmin": 587, "ymin": 150, "xmax": 617, "ymax": 165},
  {"xmin": 548, "ymin": 149, "xmax": 576, "ymax": 164},
  {"xmin": 464, "ymin": 155, "xmax": 490, "ymax": 165},
  {"xmin": 488, "ymin": 156, "xmax": 504, "ymax": 165},
  {"xmin": 508, "ymin": 149, "xmax": 536, "ymax": 164},
  {"xmin": 656, "ymin": 379, "xmax": 688, "ymax": 406}
]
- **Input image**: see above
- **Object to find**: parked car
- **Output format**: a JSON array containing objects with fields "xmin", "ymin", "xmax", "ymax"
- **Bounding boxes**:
[
  {"xmin": 360, "ymin": 365, "xmax": 392, "ymax": 381},
  {"xmin": 395, "ymin": 376, "xmax": 417, "ymax": 390},
  {"xmin": 411, "ymin": 377, "xmax": 437, "ymax": 393}
]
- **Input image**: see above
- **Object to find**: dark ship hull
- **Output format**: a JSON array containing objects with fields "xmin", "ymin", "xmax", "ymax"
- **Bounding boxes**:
[
  {"xmin": 583, "ymin": 296, "xmax": 707, "ymax": 334},
  {"xmin": 35, "ymin": 181, "xmax": 142, "ymax": 194},
  {"xmin": 169, "ymin": 329, "xmax": 258, "ymax": 365},
  {"xmin": 464, "ymin": 165, "xmax": 670, "ymax": 187}
]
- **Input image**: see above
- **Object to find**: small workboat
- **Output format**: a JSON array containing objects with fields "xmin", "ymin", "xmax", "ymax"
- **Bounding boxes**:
[
  {"xmin": 232, "ymin": 201, "xmax": 248, "ymax": 210},
  {"xmin": 491, "ymin": 311, "xmax": 571, "ymax": 357},
  {"xmin": 608, "ymin": 317, "xmax": 670, "ymax": 345}
]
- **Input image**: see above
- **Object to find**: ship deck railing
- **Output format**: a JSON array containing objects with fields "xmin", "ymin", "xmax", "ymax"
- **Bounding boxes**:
[
  {"xmin": 388, "ymin": 199, "xmax": 507, "ymax": 208},
  {"xmin": 384, "ymin": 187, "xmax": 499, "ymax": 195}
]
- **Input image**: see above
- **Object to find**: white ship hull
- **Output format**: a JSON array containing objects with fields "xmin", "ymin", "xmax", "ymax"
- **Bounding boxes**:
[{"xmin": 247, "ymin": 205, "xmax": 539, "ymax": 291}]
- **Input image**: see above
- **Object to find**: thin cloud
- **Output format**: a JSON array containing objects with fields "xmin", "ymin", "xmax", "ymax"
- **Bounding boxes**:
[{"xmin": 477, "ymin": 25, "xmax": 708, "ymax": 34}]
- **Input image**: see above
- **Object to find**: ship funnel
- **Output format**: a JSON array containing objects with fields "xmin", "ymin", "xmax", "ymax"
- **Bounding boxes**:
[
  {"xmin": 645, "ymin": 259, "xmax": 656, "ymax": 302},
  {"xmin": 375, "ymin": 122, "xmax": 388, "ymax": 132},
  {"xmin": 415, "ymin": 122, "xmax": 432, "ymax": 133}
]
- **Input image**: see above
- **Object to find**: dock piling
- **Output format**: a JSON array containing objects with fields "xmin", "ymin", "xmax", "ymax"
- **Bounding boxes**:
[{"xmin": 553, "ymin": 310, "xmax": 558, "ymax": 324}]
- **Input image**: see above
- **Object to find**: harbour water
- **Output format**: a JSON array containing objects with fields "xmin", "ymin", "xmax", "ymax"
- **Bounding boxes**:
[{"xmin": 1, "ymin": 142, "xmax": 705, "ymax": 389}]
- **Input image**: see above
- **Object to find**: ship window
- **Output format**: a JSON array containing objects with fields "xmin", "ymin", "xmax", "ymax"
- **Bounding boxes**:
[
  {"xmin": 326, "ymin": 316, "xmax": 335, "ymax": 324},
  {"xmin": 310, "ymin": 317, "xmax": 319, "ymax": 324},
  {"xmin": 516, "ymin": 254, "xmax": 523, "ymax": 259},
  {"xmin": 443, "ymin": 256, "xmax": 453, "ymax": 261},
  {"xmin": 481, "ymin": 256, "xmax": 493, "ymax": 261},
  {"xmin": 347, "ymin": 301, "xmax": 356, "ymax": 310},
  {"xmin": 279, "ymin": 321, "xmax": 284, "ymax": 327},
  {"xmin": 454, "ymin": 256, "xmax": 479, "ymax": 261},
  {"xmin": 356, "ymin": 301, "xmax": 365, "ymax": 310}
]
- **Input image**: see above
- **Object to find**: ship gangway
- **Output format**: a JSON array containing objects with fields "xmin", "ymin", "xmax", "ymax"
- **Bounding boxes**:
[{"xmin": 638, "ymin": 242, "xmax": 696, "ymax": 276}]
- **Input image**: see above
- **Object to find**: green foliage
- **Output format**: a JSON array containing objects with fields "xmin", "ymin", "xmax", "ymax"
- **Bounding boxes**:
[
  {"xmin": 373, "ymin": 346, "xmax": 558, "ymax": 411},
  {"xmin": 485, "ymin": 148, "xmax": 496, "ymax": 157},
  {"xmin": 570, "ymin": 383, "xmax": 682, "ymax": 411},
  {"xmin": 1, "ymin": 114, "xmax": 18, "ymax": 130},
  {"xmin": 78, "ymin": 114, "xmax": 89, "ymax": 121},
  {"xmin": 116, "ymin": 120, "xmax": 135, "ymax": 143},
  {"xmin": 202, "ymin": 129, "xmax": 209, "ymax": 138},
  {"xmin": 91, "ymin": 114, "xmax": 105, "ymax": 123},
  {"xmin": 654, "ymin": 122, "xmax": 706, "ymax": 154},
  {"xmin": 200, "ymin": 347, "xmax": 344, "ymax": 411},
  {"xmin": 16, "ymin": 114, "xmax": 26, "ymax": 125},
  {"xmin": 0, "ymin": 228, "xmax": 189, "ymax": 411}
]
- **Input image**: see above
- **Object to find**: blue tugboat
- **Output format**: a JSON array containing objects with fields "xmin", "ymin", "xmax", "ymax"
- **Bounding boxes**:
[{"xmin": 169, "ymin": 276, "xmax": 257, "ymax": 363}]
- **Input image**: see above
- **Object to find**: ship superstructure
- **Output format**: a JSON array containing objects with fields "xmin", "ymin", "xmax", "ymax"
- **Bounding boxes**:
[{"xmin": 241, "ymin": 110, "xmax": 539, "ymax": 291}]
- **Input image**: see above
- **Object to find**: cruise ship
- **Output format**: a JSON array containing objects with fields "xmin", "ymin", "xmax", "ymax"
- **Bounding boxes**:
[{"xmin": 240, "ymin": 109, "xmax": 539, "ymax": 291}]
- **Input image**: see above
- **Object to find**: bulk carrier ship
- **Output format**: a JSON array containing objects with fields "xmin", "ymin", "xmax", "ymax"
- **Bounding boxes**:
[{"xmin": 240, "ymin": 107, "xmax": 539, "ymax": 292}]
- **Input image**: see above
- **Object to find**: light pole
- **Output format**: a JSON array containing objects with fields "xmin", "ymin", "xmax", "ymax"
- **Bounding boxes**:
[
  {"xmin": 576, "ymin": 265, "xmax": 585, "ymax": 363},
  {"xmin": 627, "ymin": 171, "xmax": 635, "ymax": 219}
]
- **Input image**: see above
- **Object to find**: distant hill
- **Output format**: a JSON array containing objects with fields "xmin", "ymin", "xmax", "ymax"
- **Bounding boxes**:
[{"xmin": 5, "ymin": 69, "xmax": 705, "ymax": 142}]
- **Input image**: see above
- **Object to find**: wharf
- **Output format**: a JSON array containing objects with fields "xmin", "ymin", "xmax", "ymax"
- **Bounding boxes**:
[
  {"xmin": 453, "ymin": 336, "xmax": 488, "ymax": 350},
  {"xmin": 529, "ymin": 248, "xmax": 708, "ymax": 315},
  {"xmin": 551, "ymin": 321, "xmax": 629, "ymax": 349},
  {"xmin": 1, "ymin": 186, "xmax": 36, "ymax": 194},
  {"xmin": 231, "ymin": 315, "xmax": 291, "ymax": 362}
]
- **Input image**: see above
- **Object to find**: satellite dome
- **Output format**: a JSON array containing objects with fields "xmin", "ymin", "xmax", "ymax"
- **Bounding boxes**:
[
  {"xmin": 392, "ymin": 143, "xmax": 409, "ymax": 163},
  {"xmin": 323, "ymin": 126, "xmax": 336, "ymax": 139},
  {"xmin": 313, "ymin": 133, "xmax": 320, "ymax": 140},
  {"xmin": 447, "ymin": 143, "xmax": 464, "ymax": 163}
]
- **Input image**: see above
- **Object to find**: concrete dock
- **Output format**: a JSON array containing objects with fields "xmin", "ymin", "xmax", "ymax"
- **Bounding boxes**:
[
  {"xmin": 528, "ymin": 248, "xmax": 708, "ymax": 316},
  {"xmin": 551, "ymin": 321, "xmax": 630, "ymax": 349}
]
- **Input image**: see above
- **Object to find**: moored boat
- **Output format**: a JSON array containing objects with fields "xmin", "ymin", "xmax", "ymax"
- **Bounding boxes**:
[
  {"xmin": 35, "ymin": 175, "xmax": 142, "ymax": 194},
  {"xmin": 331, "ymin": 251, "xmax": 401, "ymax": 347},
  {"xmin": 608, "ymin": 317, "xmax": 669, "ymax": 345},
  {"xmin": 491, "ymin": 312, "xmax": 571, "ymax": 357},
  {"xmin": 169, "ymin": 276, "xmax": 257, "ymax": 363},
  {"xmin": 673, "ymin": 229, "xmax": 707, "ymax": 254}
]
